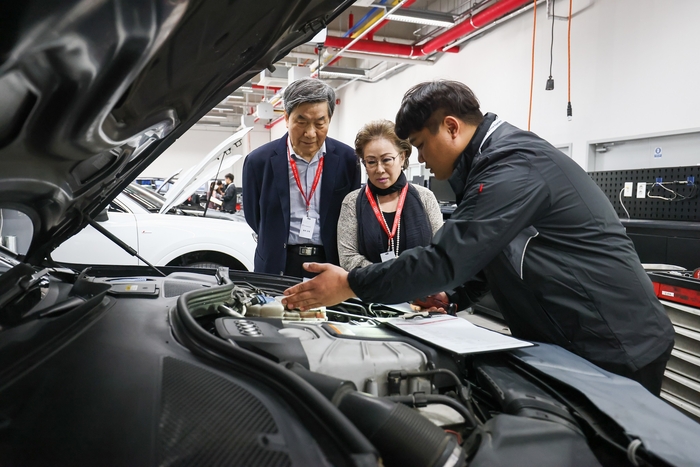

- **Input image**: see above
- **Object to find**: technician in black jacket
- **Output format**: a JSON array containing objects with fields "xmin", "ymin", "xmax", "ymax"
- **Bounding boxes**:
[{"xmin": 282, "ymin": 80, "xmax": 675, "ymax": 395}]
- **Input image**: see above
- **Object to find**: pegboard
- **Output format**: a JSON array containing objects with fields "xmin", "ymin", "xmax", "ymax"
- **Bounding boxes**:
[{"xmin": 588, "ymin": 166, "xmax": 699, "ymax": 221}]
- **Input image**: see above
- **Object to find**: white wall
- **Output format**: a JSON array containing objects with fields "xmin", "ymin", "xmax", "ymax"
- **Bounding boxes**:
[{"xmin": 331, "ymin": 0, "xmax": 700, "ymax": 171}]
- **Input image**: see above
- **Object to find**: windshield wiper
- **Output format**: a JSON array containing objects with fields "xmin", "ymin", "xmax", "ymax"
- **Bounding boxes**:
[{"xmin": 87, "ymin": 219, "xmax": 166, "ymax": 277}]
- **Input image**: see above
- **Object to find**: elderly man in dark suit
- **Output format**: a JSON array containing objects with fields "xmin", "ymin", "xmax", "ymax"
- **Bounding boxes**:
[{"xmin": 243, "ymin": 78, "xmax": 360, "ymax": 277}]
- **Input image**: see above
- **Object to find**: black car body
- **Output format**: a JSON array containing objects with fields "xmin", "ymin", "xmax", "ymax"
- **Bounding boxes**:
[{"xmin": 1, "ymin": 1, "xmax": 700, "ymax": 466}]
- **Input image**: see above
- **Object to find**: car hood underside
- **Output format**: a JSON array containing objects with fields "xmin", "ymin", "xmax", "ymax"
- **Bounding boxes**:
[{"xmin": 0, "ymin": 0, "xmax": 350, "ymax": 264}]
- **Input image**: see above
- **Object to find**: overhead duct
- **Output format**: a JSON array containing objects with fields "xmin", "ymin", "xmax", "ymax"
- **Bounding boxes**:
[{"xmin": 324, "ymin": 0, "xmax": 532, "ymax": 58}]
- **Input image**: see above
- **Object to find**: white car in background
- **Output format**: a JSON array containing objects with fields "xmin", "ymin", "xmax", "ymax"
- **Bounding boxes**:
[
  {"xmin": 53, "ymin": 128, "xmax": 256, "ymax": 270},
  {"xmin": 52, "ymin": 182, "xmax": 256, "ymax": 270}
]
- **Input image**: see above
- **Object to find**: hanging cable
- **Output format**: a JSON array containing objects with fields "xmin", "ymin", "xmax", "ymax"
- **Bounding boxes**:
[
  {"xmin": 618, "ymin": 187, "xmax": 630, "ymax": 220},
  {"xmin": 527, "ymin": 0, "xmax": 537, "ymax": 131},
  {"xmin": 546, "ymin": 0, "xmax": 555, "ymax": 90},
  {"xmin": 566, "ymin": 0, "xmax": 573, "ymax": 120}
]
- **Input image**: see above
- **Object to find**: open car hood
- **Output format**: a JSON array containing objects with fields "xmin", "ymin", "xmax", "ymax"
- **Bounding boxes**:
[
  {"xmin": 158, "ymin": 127, "xmax": 250, "ymax": 214},
  {"xmin": 0, "ymin": 0, "xmax": 352, "ymax": 265},
  {"xmin": 155, "ymin": 168, "xmax": 182, "ymax": 195}
]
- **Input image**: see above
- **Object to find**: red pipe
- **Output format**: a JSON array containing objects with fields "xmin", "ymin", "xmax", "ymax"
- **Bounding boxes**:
[
  {"xmin": 349, "ymin": 13, "xmax": 354, "ymax": 30},
  {"xmin": 324, "ymin": 36, "xmax": 437, "ymax": 57},
  {"xmin": 422, "ymin": 0, "xmax": 531, "ymax": 54},
  {"xmin": 325, "ymin": 0, "xmax": 531, "ymax": 57},
  {"xmin": 252, "ymin": 83, "xmax": 282, "ymax": 92},
  {"xmin": 316, "ymin": 0, "xmax": 418, "ymax": 71}
]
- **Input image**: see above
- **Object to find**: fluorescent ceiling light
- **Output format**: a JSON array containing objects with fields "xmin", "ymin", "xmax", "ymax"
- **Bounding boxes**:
[
  {"xmin": 319, "ymin": 66, "xmax": 367, "ymax": 79},
  {"xmin": 202, "ymin": 115, "xmax": 227, "ymax": 120},
  {"xmin": 213, "ymin": 107, "xmax": 234, "ymax": 111},
  {"xmin": 239, "ymin": 86, "xmax": 254, "ymax": 93},
  {"xmin": 387, "ymin": 9, "xmax": 455, "ymax": 28},
  {"xmin": 228, "ymin": 95, "xmax": 244, "ymax": 100}
]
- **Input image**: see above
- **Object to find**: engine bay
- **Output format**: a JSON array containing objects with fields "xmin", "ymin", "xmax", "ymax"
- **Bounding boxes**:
[
  {"xmin": 1, "ymin": 262, "xmax": 677, "ymax": 467},
  {"xmin": 175, "ymin": 275, "xmax": 636, "ymax": 467}
]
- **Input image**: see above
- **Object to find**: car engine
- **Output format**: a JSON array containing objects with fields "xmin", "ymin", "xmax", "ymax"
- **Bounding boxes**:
[{"xmin": 176, "ymin": 278, "xmax": 623, "ymax": 467}]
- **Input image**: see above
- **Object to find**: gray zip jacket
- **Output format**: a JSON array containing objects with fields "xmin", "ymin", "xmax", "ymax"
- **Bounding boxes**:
[{"xmin": 348, "ymin": 113, "xmax": 674, "ymax": 372}]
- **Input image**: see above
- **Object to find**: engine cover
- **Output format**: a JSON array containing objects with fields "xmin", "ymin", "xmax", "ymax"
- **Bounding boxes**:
[{"xmin": 215, "ymin": 318, "xmax": 428, "ymax": 396}]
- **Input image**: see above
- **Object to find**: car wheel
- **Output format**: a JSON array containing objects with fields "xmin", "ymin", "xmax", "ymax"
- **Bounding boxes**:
[{"xmin": 186, "ymin": 262, "xmax": 225, "ymax": 269}]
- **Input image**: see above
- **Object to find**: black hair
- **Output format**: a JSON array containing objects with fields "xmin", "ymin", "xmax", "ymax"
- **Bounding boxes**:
[
  {"xmin": 225, "ymin": 173, "xmax": 234, "ymax": 181},
  {"xmin": 394, "ymin": 80, "xmax": 484, "ymax": 139}
]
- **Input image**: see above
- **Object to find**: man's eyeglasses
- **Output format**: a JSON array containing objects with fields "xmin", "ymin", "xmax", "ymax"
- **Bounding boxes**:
[{"xmin": 362, "ymin": 154, "xmax": 401, "ymax": 170}]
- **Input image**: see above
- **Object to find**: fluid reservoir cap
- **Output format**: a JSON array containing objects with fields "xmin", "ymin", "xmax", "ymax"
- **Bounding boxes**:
[
  {"xmin": 278, "ymin": 327, "xmax": 317, "ymax": 341},
  {"xmin": 259, "ymin": 300, "xmax": 285, "ymax": 317}
]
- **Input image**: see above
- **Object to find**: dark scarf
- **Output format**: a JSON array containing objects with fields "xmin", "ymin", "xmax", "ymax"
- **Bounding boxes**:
[
  {"xmin": 448, "ymin": 112, "xmax": 498, "ymax": 204},
  {"xmin": 367, "ymin": 171, "xmax": 408, "ymax": 195},
  {"xmin": 357, "ymin": 173, "xmax": 432, "ymax": 263}
]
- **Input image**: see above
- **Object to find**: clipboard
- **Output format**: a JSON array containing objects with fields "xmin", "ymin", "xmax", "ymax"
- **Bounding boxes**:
[{"xmin": 385, "ymin": 314, "xmax": 533, "ymax": 355}]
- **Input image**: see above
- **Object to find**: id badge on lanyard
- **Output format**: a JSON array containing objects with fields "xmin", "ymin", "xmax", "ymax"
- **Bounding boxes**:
[
  {"xmin": 289, "ymin": 145, "xmax": 324, "ymax": 240},
  {"xmin": 365, "ymin": 184, "xmax": 409, "ymax": 261},
  {"xmin": 299, "ymin": 217, "xmax": 316, "ymax": 239},
  {"xmin": 380, "ymin": 251, "xmax": 396, "ymax": 262}
]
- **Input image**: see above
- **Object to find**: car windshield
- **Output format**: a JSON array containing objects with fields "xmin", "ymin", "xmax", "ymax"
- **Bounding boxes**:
[{"xmin": 123, "ymin": 183, "xmax": 166, "ymax": 213}]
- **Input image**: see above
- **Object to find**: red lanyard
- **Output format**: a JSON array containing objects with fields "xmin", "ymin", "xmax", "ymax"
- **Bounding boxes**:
[
  {"xmin": 365, "ymin": 183, "xmax": 409, "ymax": 250},
  {"xmin": 288, "ymin": 146, "xmax": 324, "ymax": 215}
]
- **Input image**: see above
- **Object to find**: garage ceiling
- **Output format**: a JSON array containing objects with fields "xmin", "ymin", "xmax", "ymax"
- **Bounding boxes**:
[{"xmin": 196, "ymin": 0, "xmax": 541, "ymax": 129}]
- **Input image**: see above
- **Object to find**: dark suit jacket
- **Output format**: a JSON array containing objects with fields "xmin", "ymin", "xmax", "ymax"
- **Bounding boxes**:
[
  {"xmin": 243, "ymin": 134, "xmax": 360, "ymax": 274},
  {"xmin": 222, "ymin": 183, "xmax": 237, "ymax": 212}
]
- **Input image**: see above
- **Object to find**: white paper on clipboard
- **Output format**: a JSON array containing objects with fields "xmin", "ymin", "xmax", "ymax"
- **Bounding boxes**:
[{"xmin": 385, "ymin": 315, "xmax": 533, "ymax": 354}]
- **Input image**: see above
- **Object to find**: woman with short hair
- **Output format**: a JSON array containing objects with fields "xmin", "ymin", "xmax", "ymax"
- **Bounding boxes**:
[{"xmin": 338, "ymin": 120, "xmax": 443, "ymax": 271}]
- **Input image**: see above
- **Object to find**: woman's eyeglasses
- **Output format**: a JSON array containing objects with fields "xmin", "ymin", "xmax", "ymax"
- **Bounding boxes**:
[{"xmin": 362, "ymin": 154, "xmax": 400, "ymax": 169}]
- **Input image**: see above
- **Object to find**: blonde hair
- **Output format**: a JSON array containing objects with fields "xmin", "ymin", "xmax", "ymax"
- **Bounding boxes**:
[{"xmin": 354, "ymin": 120, "xmax": 411, "ymax": 170}]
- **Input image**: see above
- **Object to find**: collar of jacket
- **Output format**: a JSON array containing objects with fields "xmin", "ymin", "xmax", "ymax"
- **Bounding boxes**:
[{"xmin": 448, "ymin": 112, "xmax": 498, "ymax": 203}]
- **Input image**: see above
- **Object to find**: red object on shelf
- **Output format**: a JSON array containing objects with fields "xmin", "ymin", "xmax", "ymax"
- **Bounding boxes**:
[
  {"xmin": 655, "ymin": 283, "xmax": 700, "ymax": 308},
  {"xmin": 649, "ymin": 271, "xmax": 700, "ymax": 308}
]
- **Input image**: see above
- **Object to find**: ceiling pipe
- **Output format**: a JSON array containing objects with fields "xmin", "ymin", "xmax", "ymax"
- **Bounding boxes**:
[
  {"xmin": 324, "ymin": 36, "xmax": 457, "ymax": 57},
  {"xmin": 319, "ymin": 0, "xmax": 410, "ymax": 72},
  {"xmin": 368, "ymin": 0, "xmax": 418, "ymax": 37},
  {"xmin": 313, "ymin": 0, "xmax": 417, "ymax": 73},
  {"xmin": 421, "ymin": 0, "xmax": 531, "ymax": 54},
  {"xmin": 252, "ymin": 83, "xmax": 282, "ymax": 92},
  {"xmin": 443, "ymin": 0, "xmax": 542, "ymax": 51},
  {"xmin": 333, "ymin": 50, "xmax": 436, "ymax": 66},
  {"xmin": 324, "ymin": 0, "xmax": 531, "ymax": 58}
]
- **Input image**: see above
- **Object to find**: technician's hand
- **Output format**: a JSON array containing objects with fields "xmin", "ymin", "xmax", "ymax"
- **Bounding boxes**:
[{"xmin": 282, "ymin": 263, "xmax": 355, "ymax": 310}]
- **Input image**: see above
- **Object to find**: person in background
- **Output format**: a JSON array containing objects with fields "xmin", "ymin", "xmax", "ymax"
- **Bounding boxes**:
[
  {"xmin": 243, "ymin": 78, "xmax": 360, "ymax": 278},
  {"xmin": 222, "ymin": 173, "xmax": 237, "ymax": 213},
  {"xmin": 282, "ymin": 80, "xmax": 674, "ymax": 396},
  {"xmin": 338, "ymin": 120, "xmax": 442, "ymax": 271},
  {"xmin": 207, "ymin": 181, "xmax": 218, "ymax": 210}
]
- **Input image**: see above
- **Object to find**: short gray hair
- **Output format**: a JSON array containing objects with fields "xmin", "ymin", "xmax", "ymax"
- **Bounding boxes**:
[{"xmin": 283, "ymin": 78, "xmax": 336, "ymax": 117}]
